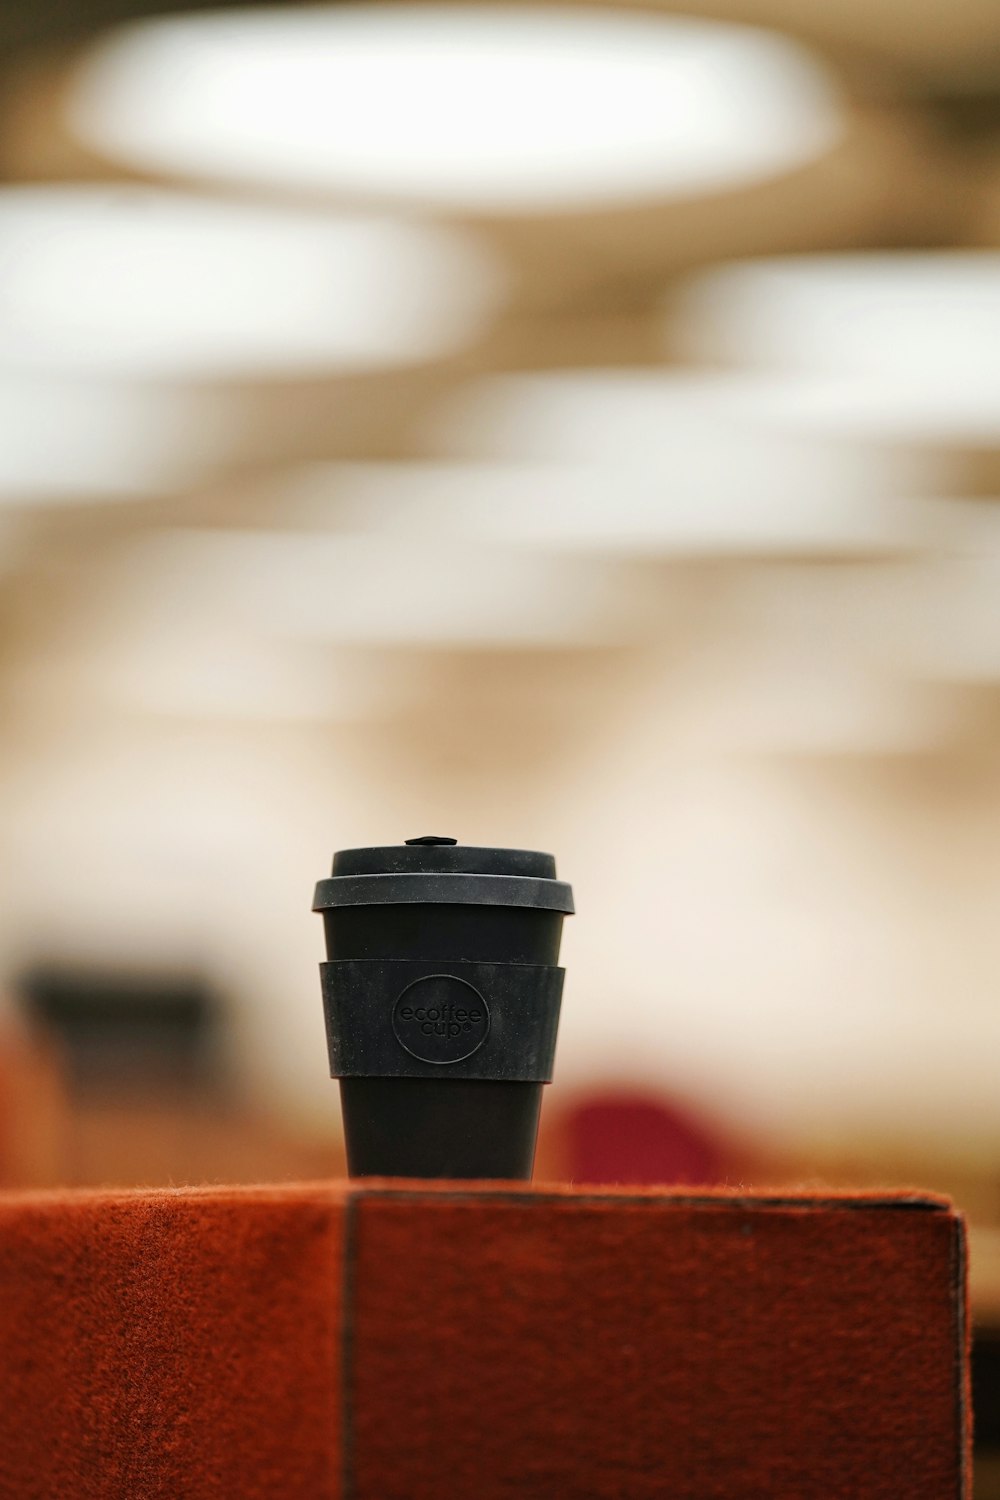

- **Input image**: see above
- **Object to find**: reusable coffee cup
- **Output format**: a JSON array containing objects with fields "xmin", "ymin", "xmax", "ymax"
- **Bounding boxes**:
[{"xmin": 313, "ymin": 836, "xmax": 573, "ymax": 1179}]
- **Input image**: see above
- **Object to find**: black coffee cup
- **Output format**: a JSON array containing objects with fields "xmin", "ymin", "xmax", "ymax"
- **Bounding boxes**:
[{"xmin": 313, "ymin": 836, "xmax": 573, "ymax": 1179}]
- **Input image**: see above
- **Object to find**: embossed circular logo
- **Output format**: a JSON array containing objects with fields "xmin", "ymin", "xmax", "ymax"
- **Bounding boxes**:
[{"xmin": 392, "ymin": 974, "xmax": 490, "ymax": 1065}]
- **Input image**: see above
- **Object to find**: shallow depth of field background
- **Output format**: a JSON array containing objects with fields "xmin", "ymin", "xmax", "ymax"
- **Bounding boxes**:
[{"xmin": 0, "ymin": 0, "xmax": 999, "ymax": 1480}]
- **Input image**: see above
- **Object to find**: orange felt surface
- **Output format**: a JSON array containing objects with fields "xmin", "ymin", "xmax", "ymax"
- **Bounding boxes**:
[
  {"xmin": 0, "ymin": 1184, "xmax": 345, "ymax": 1499},
  {"xmin": 0, "ymin": 1182, "xmax": 969, "ymax": 1499}
]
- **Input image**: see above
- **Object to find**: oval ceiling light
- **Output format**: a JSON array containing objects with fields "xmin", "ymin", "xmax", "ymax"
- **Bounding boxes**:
[
  {"xmin": 12, "ymin": 621, "xmax": 400, "ymax": 723},
  {"xmin": 68, "ymin": 5, "xmax": 842, "ymax": 215},
  {"xmin": 277, "ymin": 455, "xmax": 929, "ymax": 561},
  {"xmin": 102, "ymin": 529, "xmax": 661, "ymax": 649},
  {"xmin": 668, "ymin": 253, "xmax": 1000, "ymax": 444},
  {"xmin": 412, "ymin": 368, "xmax": 942, "ymax": 555},
  {"xmin": 0, "ymin": 374, "xmax": 237, "ymax": 503},
  {"xmin": 0, "ymin": 185, "xmax": 501, "ymax": 379},
  {"xmin": 426, "ymin": 367, "xmax": 941, "ymax": 474}
]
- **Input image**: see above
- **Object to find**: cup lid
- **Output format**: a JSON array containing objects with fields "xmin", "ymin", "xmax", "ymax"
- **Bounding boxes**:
[{"xmin": 313, "ymin": 836, "xmax": 574, "ymax": 913}]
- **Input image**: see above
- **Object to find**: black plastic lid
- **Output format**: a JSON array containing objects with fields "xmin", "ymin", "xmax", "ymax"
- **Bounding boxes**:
[
  {"xmin": 313, "ymin": 837, "xmax": 573, "ymax": 914},
  {"xmin": 333, "ymin": 837, "xmax": 556, "ymax": 880}
]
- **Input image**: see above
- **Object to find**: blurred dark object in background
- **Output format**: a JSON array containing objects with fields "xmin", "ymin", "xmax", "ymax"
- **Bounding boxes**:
[
  {"xmin": 13, "ymin": 964, "xmax": 343, "ymax": 1187},
  {"xmin": 18, "ymin": 964, "xmax": 226, "ymax": 1099},
  {"xmin": 974, "ymin": 1327, "xmax": 1000, "ymax": 1500}
]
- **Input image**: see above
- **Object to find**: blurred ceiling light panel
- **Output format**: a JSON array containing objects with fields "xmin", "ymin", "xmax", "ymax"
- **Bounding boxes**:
[
  {"xmin": 666, "ymin": 648, "xmax": 951, "ymax": 756},
  {"xmin": 418, "ymin": 370, "xmax": 936, "ymax": 550},
  {"xmin": 693, "ymin": 555, "xmax": 1000, "ymax": 744},
  {"xmin": 110, "ymin": 530, "xmax": 658, "ymax": 648},
  {"xmin": 669, "ymin": 253, "xmax": 1000, "ymax": 442},
  {"xmin": 0, "ymin": 373, "xmax": 235, "ymax": 501},
  {"xmin": 0, "ymin": 186, "xmax": 500, "ymax": 378},
  {"xmin": 68, "ymin": 6, "xmax": 842, "ymax": 212},
  {"xmin": 428, "ymin": 367, "xmax": 932, "ymax": 477},
  {"xmin": 283, "ymin": 458, "xmax": 923, "ymax": 560},
  {"xmin": 17, "ymin": 627, "xmax": 397, "ymax": 723}
]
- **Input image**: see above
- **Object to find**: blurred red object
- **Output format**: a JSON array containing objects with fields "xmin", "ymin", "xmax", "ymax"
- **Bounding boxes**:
[{"xmin": 554, "ymin": 1089, "xmax": 732, "ymax": 1186}]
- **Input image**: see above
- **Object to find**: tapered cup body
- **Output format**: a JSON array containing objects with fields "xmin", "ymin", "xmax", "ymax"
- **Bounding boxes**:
[{"xmin": 313, "ymin": 838, "xmax": 572, "ymax": 1179}]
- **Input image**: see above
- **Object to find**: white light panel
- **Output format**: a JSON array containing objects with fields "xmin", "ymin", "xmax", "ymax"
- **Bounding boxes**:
[
  {"xmin": 101, "ymin": 530, "xmax": 660, "ymax": 648},
  {"xmin": 282, "ymin": 456, "xmax": 928, "ymax": 559},
  {"xmin": 10, "ymin": 625, "xmax": 404, "ymax": 723},
  {"xmin": 428, "ymin": 366, "xmax": 939, "ymax": 473},
  {"xmin": 69, "ymin": 5, "xmax": 842, "ymax": 214},
  {"xmin": 416, "ymin": 369, "xmax": 941, "ymax": 554},
  {"xmin": 0, "ymin": 373, "xmax": 236, "ymax": 500},
  {"xmin": 669, "ymin": 254, "xmax": 1000, "ymax": 443},
  {"xmin": 0, "ymin": 185, "xmax": 501, "ymax": 378}
]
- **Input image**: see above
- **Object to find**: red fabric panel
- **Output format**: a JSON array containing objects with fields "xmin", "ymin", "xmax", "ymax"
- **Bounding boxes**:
[
  {"xmin": 560, "ymin": 1092, "xmax": 729, "ymax": 1184},
  {"xmin": 350, "ymin": 1187, "xmax": 967, "ymax": 1500},
  {"xmin": 0, "ymin": 1181, "xmax": 967, "ymax": 1499},
  {"xmin": 0, "ymin": 1184, "xmax": 345, "ymax": 1499}
]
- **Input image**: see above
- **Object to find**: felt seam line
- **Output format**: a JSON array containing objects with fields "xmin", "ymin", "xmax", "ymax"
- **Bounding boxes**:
[
  {"xmin": 341, "ymin": 1192, "xmax": 359, "ymax": 1500},
  {"xmin": 954, "ymin": 1216, "xmax": 971, "ymax": 1500}
]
